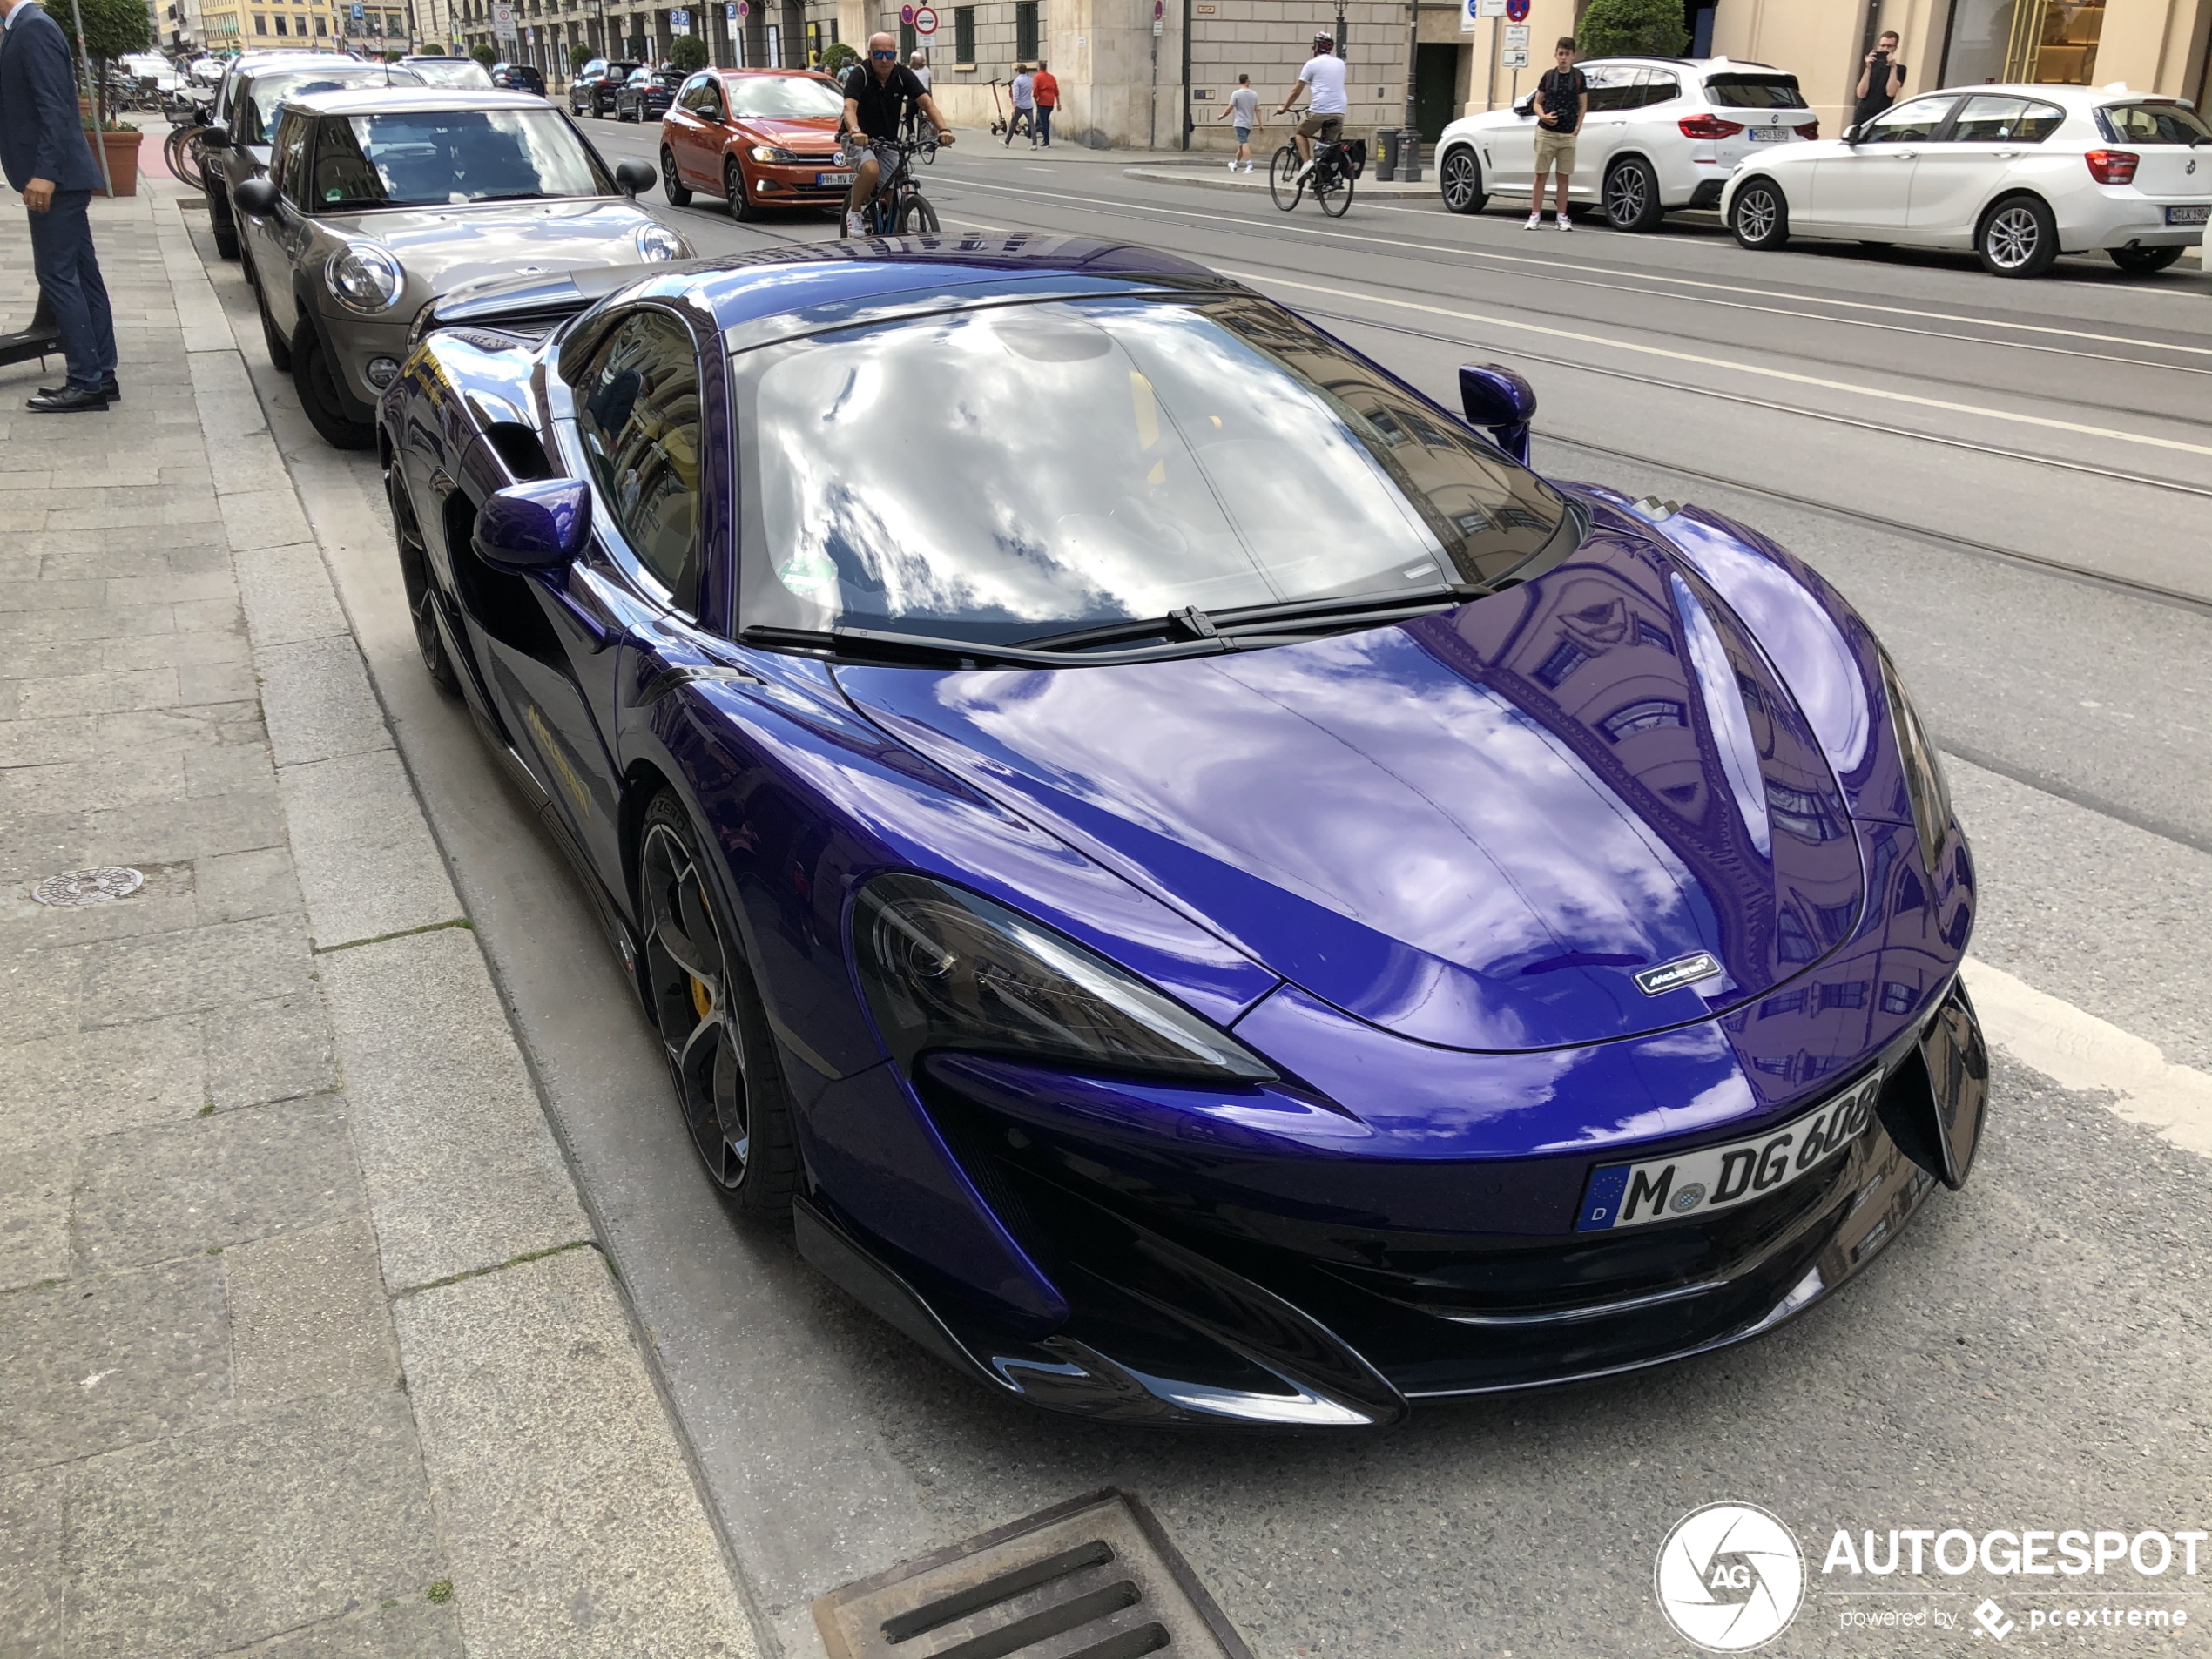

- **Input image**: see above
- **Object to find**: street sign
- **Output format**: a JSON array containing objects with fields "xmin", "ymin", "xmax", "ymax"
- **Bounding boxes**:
[
  {"xmin": 348, "ymin": 3, "xmax": 361, "ymax": 17},
  {"xmin": 1504, "ymin": 23, "xmax": 1527, "ymax": 47},
  {"xmin": 725, "ymin": 2, "xmax": 736, "ymax": 17},
  {"xmin": 913, "ymin": 4, "xmax": 936, "ymax": 32},
  {"xmin": 1477, "ymin": 0, "xmax": 1505, "ymax": 16},
  {"xmin": 1501, "ymin": 46, "xmax": 1527, "ymax": 66},
  {"xmin": 736, "ymin": 1, "xmax": 747, "ymax": 15},
  {"xmin": 671, "ymin": 6, "xmax": 690, "ymax": 30},
  {"xmin": 1460, "ymin": 0, "xmax": 1477, "ymax": 33},
  {"xmin": 1504, "ymin": 0, "xmax": 1528, "ymax": 17},
  {"xmin": 490, "ymin": 0, "xmax": 516, "ymax": 43},
  {"xmin": 899, "ymin": 3, "xmax": 913, "ymax": 21}
]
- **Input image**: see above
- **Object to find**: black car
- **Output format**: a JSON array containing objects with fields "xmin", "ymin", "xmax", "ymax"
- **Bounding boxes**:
[
  {"xmin": 613, "ymin": 64, "xmax": 682, "ymax": 122},
  {"xmin": 568, "ymin": 57, "xmax": 641, "ymax": 117},
  {"xmin": 489, "ymin": 61, "xmax": 545, "ymax": 96}
]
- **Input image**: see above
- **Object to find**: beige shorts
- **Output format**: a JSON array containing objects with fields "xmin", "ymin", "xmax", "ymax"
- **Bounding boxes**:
[
  {"xmin": 1533, "ymin": 127, "xmax": 1577, "ymax": 177},
  {"xmin": 1298, "ymin": 113, "xmax": 1343, "ymax": 142}
]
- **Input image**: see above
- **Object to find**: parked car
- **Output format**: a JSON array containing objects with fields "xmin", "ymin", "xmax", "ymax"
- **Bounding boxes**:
[
  {"xmin": 570, "ymin": 57, "xmax": 642, "ymax": 117},
  {"xmin": 396, "ymin": 54, "xmax": 496, "ymax": 90},
  {"xmin": 658, "ymin": 67, "xmax": 850, "ymax": 219},
  {"xmin": 229, "ymin": 87, "xmax": 680, "ymax": 448},
  {"xmin": 201, "ymin": 48, "xmax": 366, "ymax": 258},
  {"xmin": 1723, "ymin": 84, "xmax": 2212, "ymax": 277},
  {"xmin": 379, "ymin": 234, "xmax": 1987, "ymax": 1429},
  {"xmin": 489, "ymin": 61, "xmax": 546, "ymax": 97},
  {"xmin": 614, "ymin": 64, "xmax": 684, "ymax": 123},
  {"xmin": 1437, "ymin": 56, "xmax": 1817, "ymax": 231}
]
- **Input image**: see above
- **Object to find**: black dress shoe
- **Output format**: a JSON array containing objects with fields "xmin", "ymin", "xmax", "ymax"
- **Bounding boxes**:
[
  {"xmin": 26, "ymin": 384, "xmax": 113, "ymax": 413},
  {"xmin": 36, "ymin": 375, "xmax": 118, "ymax": 401}
]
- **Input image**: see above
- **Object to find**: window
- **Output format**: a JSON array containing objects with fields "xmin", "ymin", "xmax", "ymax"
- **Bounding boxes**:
[
  {"xmin": 2098, "ymin": 100, "xmax": 2210, "ymax": 144},
  {"xmin": 253, "ymin": 13, "xmax": 268, "ymax": 32},
  {"xmin": 1942, "ymin": 0, "xmax": 2103, "ymax": 86},
  {"xmin": 1015, "ymin": 0, "xmax": 1037, "ymax": 62},
  {"xmin": 572, "ymin": 312, "xmax": 704, "ymax": 612},
  {"xmin": 1857, "ymin": 96, "xmax": 1956, "ymax": 143},
  {"xmin": 311, "ymin": 108, "xmax": 609, "ymax": 208},
  {"xmin": 1581, "ymin": 64, "xmax": 1640, "ymax": 113},
  {"xmin": 272, "ymin": 10, "xmax": 287, "ymax": 31},
  {"xmin": 1638, "ymin": 71, "xmax": 1681, "ymax": 107},
  {"xmin": 1703, "ymin": 73, "xmax": 1805, "ymax": 109},
  {"xmin": 763, "ymin": 22, "xmax": 779, "ymax": 64},
  {"xmin": 273, "ymin": 110, "xmax": 315, "ymax": 208},
  {"xmin": 805, "ymin": 19, "xmax": 820, "ymax": 62},
  {"xmin": 1946, "ymin": 93, "xmax": 2065, "ymax": 141},
  {"xmin": 314, "ymin": 12, "xmax": 327, "ymax": 31},
  {"xmin": 1880, "ymin": 981, "xmax": 1918, "ymax": 1015},
  {"xmin": 1599, "ymin": 699, "xmax": 1686, "ymax": 742},
  {"xmin": 953, "ymin": 5, "xmax": 973, "ymax": 64}
]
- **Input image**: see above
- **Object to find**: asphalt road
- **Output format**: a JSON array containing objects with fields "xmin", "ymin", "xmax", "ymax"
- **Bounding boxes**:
[{"xmin": 195, "ymin": 124, "xmax": 2212, "ymax": 1658}]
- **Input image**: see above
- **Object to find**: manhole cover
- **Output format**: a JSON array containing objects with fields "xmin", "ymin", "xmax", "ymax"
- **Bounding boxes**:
[
  {"xmin": 30, "ymin": 867, "xmax": 145, "ymax": 907},
  {"xmin": 814, "ymin": 1489, "xmax": 1252, "ymax": 1659}
]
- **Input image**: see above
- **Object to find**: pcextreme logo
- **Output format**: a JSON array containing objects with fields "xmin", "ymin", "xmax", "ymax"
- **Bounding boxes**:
[{"xmin": 1655, "ymin": 1502, "xmax": 1807, "ymax": 1651}]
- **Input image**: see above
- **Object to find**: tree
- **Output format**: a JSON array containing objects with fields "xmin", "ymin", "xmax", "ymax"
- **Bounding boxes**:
[
  {"xmin": 470, "ymin": 40, "xmax": 497, "ymax": 65},
  {"xmin": 1575, "ymin": 0, "xmax": 1687, "ymax": 59},
  {"xmin": 669, "ymin": 32, "xmax": 709, "ymax": 71},
  {"xmin": 570, "ymin": 41, "xmax": 593, "ymax": 71},
  {"xmin": 819, "ymin": 40, "xmax": 857, "ymax": 77},
  {"xmin": 65, "ymin": 0, "xmax": 152, "ymax": 125}
]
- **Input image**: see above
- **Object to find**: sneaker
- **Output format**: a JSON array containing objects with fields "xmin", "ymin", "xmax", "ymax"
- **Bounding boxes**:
[
  {"xmin": 1241, "ymin": 160, "xmax": 1254, "ymax": 172},
  {"xmin": 845, "ymin": 211, "xmax": 864, "ymax": 237},
  {"xmin": 1226, "ymin": 159, "xmax": 1238, "ymax": 171},
  {"xmin": 1295, "ymin": 160, "xmax": 1314, "ymax": 181},
  {"xmin": 1557, "ymin": 215, "xmax": 1573, "ymax": 232},
  {"xmin": 1525, "ymin": 212, "xmax": 1542, "ymax": 229}
]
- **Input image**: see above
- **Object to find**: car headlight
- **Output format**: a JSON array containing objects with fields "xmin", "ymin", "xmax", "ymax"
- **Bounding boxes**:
[
  {"xmin": 853, "ymin": 873, "xmax": 1277, "ymax": 1083},
  {"xmin": 633, "ymin": 222, "xmax": 687, "ymax": 263},
  {"xmin": 1879, "ymin": 652, "xmax": 1952, "ymax": 878},
  {"xmin": 327, "ymin": 242, "xmax": 403, "ymax": 314},
  {"xmin": 749, "ymin": 144, "xmax": 802, "ymax": 163}
]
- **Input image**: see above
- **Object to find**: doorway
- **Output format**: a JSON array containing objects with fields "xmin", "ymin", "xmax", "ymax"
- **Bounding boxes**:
[{"xmin": 1415, "ymin": 43, "xmax": 1460, "ymax": 140}]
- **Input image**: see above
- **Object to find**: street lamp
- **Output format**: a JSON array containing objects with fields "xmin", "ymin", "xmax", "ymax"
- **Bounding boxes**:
[{"xmin": 1395, "ymin": 0, "xmax": 1420, "ymax": 182}]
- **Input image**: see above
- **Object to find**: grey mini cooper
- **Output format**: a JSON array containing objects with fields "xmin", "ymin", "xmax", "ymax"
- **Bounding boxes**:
[{"xmin": 233, "ymin": 87, "xmax": 688, "ymax": 448}]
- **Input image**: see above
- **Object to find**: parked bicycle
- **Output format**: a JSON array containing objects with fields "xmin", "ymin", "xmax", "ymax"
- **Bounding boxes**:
[
  {"xmin": 1268, "ymin": 135, "xmax": 1362, "ymax": 218},
  {"xmin": 164, "ymin": 119, "xmax": 213, "ymax": 192},
  {"xmin": 840, "ymin": 134, "xmax": 942, "ymax": 236}
]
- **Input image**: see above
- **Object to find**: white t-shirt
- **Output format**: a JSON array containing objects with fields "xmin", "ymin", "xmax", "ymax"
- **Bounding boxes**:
[
  {"xmin": 1011, "ymin": 71, "xmax": 1035, "ymax": 108},
  {"xmin": 911, "ymin": 64, "xmax": 930, "ymax": 89},
  {"xmin": 1229, "ymin": 85, "xmax": 1259, "ymax": 125},
  {"xmin": 1298, "ymin": 51, "xmax": 1347, "ymax": 116}
]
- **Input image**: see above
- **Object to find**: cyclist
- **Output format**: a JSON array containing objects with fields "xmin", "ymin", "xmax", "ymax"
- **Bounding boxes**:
[
  {"xmin": 840, "ymin": 31, "xmax": 954, "ymax": 237},
  {"xmin": 1275, "ymin": 32, "xmax": 1346, "ymax": 180}
]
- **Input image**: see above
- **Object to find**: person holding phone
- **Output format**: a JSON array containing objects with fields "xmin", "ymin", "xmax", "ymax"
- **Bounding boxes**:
[
  {"xmin": 1854, "ymin": 30, "xmax": 1906, "ymax": 126},
  {"xmin": 1528, "ymin": 37, "xmax": 1587, "ymax": 232}
]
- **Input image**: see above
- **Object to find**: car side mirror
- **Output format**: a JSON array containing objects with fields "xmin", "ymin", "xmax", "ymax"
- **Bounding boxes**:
[
  {"xmin": 1460, "ymin": 363, "xmax": 1536, "ymax": 464},
  {"xmin": 233, "ymin": 177, "xmax": 279, "ymax": 216},
  {"xmin": 613, "ymin": 158, "xmax": 655, "ymax": 196},
  {"xmin": 202, "ymin": 122, "xmax": 231, "ymax": 146},
  {"xmin": 1841, "ymin": 122, "xmax": 1864, "ymax": 144},
  {"xmin": 1514, "ymin": 96, "xmax": 1534, "ymax": 118},
  {"xmin": 475, "ymin": 478, "xmax": 592, "ymax": 571}
]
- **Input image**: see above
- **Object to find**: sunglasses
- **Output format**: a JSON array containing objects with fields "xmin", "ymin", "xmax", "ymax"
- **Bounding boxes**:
[{"xmin": 872, "ymin": 49, "xmax": 897, "ymax": 57}]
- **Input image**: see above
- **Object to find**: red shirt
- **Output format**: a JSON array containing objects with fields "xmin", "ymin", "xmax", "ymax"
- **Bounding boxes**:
[{"xmin": 1033, "ymin": 70, "xmax": 1059, "ymax": 107}]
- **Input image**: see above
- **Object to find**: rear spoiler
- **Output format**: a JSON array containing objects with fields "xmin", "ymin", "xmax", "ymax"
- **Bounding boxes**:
[{"xmin": 411, "ymin": 263, "xmax": 666, "ymax": 345}]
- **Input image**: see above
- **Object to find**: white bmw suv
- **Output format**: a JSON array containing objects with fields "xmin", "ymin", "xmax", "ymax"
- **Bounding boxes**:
[{"xmin": 1436, "ymin": 57, "xmax": 1817, "ymax": 232}]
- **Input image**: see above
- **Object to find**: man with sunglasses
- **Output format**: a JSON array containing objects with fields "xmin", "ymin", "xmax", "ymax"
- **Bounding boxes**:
[{"xmin": 840, "ymin": 31, "xmax": 954, "ymax": 237}]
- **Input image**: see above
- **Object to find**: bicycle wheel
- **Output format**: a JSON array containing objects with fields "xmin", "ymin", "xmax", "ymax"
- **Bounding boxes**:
[
  {"xmin": 896, "ymin": 194, "xmax": 940, "ymax": 233},
  {"xmin": 1268, "ymin": 145, "xmax": 1304, "ymax": 212},
  {"xmin": 166, "ymin": 125, "xmax": 207, "ymax": 192},
  {"xmin": 1316, "ymin": 165, "xmax": 1353, "ymax": 218}
]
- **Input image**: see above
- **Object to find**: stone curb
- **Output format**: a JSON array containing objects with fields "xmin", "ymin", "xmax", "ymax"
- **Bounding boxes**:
[
  {"xmin": 145, "ymin": 174, "xmax": 760, "ymax": 1659},
  {"xmin": 1122, "ymin": 162, "xmax": 1442, "ymax": 198}
]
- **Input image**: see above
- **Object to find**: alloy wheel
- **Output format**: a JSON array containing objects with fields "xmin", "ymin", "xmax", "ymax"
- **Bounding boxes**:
[
  {"xmin": 1735, "ymin": 188, "xmax": 1777, "ymax": 246},
  {"xmin": 1440, "ymin": 151, "xmax": 1480, "ymax": 212},
  {"xmin": 1985, "ymin": 206, "xmax": 2040, "ymax": 271},
  {"xmin": 640, "ymin": 819, "xmax": 752, "ymax": 1188},
  {"xmin": 1606, "ymin": 165, "xmax": 1647, "ymax": 227}
]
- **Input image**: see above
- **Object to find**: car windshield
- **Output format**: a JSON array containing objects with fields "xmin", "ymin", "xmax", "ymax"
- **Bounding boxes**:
[
  {"xmin": 237, "ymin": 67, "xmax": 421, "ymax": 145},
  {"xmin": 725, "ymin": 75, "xmax": 845, "ymax": 118},
  {"xmin": 1703, "ymin": 74, "xmax": 1807, "ymax": 109},
  {"xmin": 732, "ymin": 295, "xmax": 1570, "ymax": 645},
  {"xmin": 313, "ymin": 108, "xmax": 610, "ymax": 207},
  {"xmin": 406, "ymin": 59, "xmax": 496, "ymax": 88},
  {"xmin": 2100, "ymin": 101, "xmax": 2210, "ymax": 144}
]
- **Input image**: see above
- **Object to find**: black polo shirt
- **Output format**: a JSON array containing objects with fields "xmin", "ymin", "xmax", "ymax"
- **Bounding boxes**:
[{"xmin": 843, "ymin": 62, "xmax": 926, "ymax": 140}]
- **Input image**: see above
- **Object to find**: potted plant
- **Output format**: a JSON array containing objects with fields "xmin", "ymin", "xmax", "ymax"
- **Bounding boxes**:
[
  {"xmin": 68, "ymin": 0, "xmax": 152, "ymax": 194},
  {"xmin": 668, "ymin": 33, "xmax": 709, "ymax": 73}
]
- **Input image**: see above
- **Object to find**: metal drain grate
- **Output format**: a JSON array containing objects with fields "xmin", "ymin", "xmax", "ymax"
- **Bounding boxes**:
[{"xmin": 814, "ymin": 1489, "xmax": 1253, "ymax": 1659}]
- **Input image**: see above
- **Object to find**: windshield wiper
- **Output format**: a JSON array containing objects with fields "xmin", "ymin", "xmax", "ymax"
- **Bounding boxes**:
[
  {"xmin": 740, "ymin": 624, "xmax": 1230, "ymax": 669},
  {"xmin": 1020, "ymin": 588, "xmax": 1474, "ymax": 654}
]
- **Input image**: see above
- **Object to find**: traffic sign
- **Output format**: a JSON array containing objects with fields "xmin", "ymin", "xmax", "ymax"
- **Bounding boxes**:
[
  {"xmin": 899, "ymin": 3, "xmax": 913, "ymax": 20},
  {"xmin": 725, "ymin": 2, "xmax": 736, "ymax": 17},
  {"xmin": 490, "ymin": 0, "xmax": 516, "ymax": 43},
  {"xmin": 1501, "ymin": 47, "xmax": 1527, "ymax": 66},
  {"xmin": 1504, "ymin": 0, "xmax": 1529, "ymax": 18},
  {"xmin": 1504, "ymin": 23, "xmax": 1527, "ymax": 47},
  {"xmin": 1477, "ymin": 0, "xmax": 1505, "ymax": 17},
  {"xmin": 913, "ymin": 5, "xmax": 936, "ymax": 33},
  {"xmin": 670, "ymin": 6, "xmax": 690, "ymax": 28},
  {"xmin": 1460, "ymin": 0, "xmax": 1477, "ymax": 32}
]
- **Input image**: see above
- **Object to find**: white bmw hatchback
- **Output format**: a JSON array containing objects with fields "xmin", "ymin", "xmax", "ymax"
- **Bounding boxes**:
[
  {"xmin": 1721, "ymin": 84, "xmax": 2212, "ymax": 277},
  {"xmin": 1436, "ymin": 57, "xmax": 1817, "ymax": 232}
]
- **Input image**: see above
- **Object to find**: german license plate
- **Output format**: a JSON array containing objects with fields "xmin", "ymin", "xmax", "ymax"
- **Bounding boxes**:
[
  {"xmin": 2165, "ymin": 204, "xmax": 2209, "ymax": 225},
  {"xmin": 818, "ymin": 170, "xmax": 855, "ymax": 186},
  {"xmin": 1575, "ymin": 1069, "xmax": 1884, "ymax": 1231},
  {"xmin": 1748, "ymin": 126, "xmax": 1791, "ymax": 142}
]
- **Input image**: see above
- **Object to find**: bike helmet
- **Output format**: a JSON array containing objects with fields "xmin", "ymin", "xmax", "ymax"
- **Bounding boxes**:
[{"xmin": 1312, "ymin": 31, "xmax": 1334, "ymax": 47}]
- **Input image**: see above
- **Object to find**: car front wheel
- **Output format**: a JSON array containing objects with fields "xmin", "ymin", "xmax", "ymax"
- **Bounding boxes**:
[
  {"xmin": 1439, "ymin": 146, "xmax": 1486, "ymax": 215},
  {"xmin": 638, "ymin": 792, "xmax": 799, "ymax": 1216},
  {"xmin": 725, "ymin": 157, "xmax": 759, "ymax": 221},
  {"xmin": 1978, "ymin": 194, "xmax": 2058, "ymax": 278},
  {"xmin": 291, "ymin": 323, "xmax": 374, "ymax": 450},
  {"xmin": 1604, "ymin": 155, "xmax": 1662, "ymax": 233},
  {"xmin": 1730, "ymin": 178, "xmax": 1789, "ymax": 251},
  {"xmin": 660, "ymin": 146, "xmax": 692, "ymax": 206}
]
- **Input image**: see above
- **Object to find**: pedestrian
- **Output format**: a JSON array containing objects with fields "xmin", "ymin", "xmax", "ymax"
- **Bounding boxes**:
[
  {"xmin": 1215, "ymin": 71, "xmax": 1259, "ymax": 172},
  {"xmin": 0, "ymin": 0, "xmax": 118, "ymax": 410},
  {"xmin": 907, "ymin": 49, "xmax": 928, "ymax": 90},
  {"xmin": 1853, "ymin": 30, "xmax": 1905, "ymax": 128},
  {"xmin": 1527, "ymin": 36, "xmax": 1586, "ymax": 232},
  {"xmin": 1031, "ymin": 57, "xmax": 1056, "ymax": 145},
  {"xmin": 1005, "ymin": 61, "xmax": 1035, "ymax": 145}
]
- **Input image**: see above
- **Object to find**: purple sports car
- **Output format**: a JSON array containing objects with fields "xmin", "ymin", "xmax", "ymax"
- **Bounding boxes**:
[{"xmin": 381, "ymin": 237, "xmax": 1986, "ymax": 1428}]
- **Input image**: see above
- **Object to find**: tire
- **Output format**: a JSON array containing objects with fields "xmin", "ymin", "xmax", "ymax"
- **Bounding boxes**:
[
  {"xmin": 1978, "ymin": 194, "xmax": 2057, "ymax": 278},
  {"xmin": 385, "ymin": 467, "xmax": 461, "ymax": 697},
  {"xmin": 725, "ymin": 157, "xmax": 758, "ymax": 221},
  {"xmin": 292, "ymin": 324, "xmax": 374, "ymax": 450},
  {"xmin": 1315, "ymin": 165, "xmax": 1352, "ymax": 218},
  {"xmin": 897, "ymin": 194, "xmax": 940, "ymax": 233},
  {"xmin": 1730, "ymin": 177, "xmax": 1789, "ymax": 251},
  {"xmin": 2109, "ymin": 244, "xmax": 2183, "ymax": 274},
  {"xmin": 659, "ymin": 146, "xmax": 691, "ymax": 206},
  {"xmin": 207, "ymin": 185, "xmax": 239, "ymax": 260},
  {"xmin": 637, "ymin": 792, "xmax": 800, "ymax": 1217},
  {"xmin": 1439, "ymin": 145, "xmax": 1486, "ymax": 215},
  {"xmin": 1603, "ymin": 155, "xmax": 1662, "ymax": 233},
  {"xmin": 1268, "ymin": 144, "xmax": 1303, "ymax": 212},
  {"xmin": 254, "ymin": 280, "xmax": 292, "ymax": 371}
]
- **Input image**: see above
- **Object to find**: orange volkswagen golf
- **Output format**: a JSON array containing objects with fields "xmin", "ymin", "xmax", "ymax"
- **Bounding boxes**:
[{"xmin": 658, "ymin": 67, "xmax": 853, "ymax": 220}]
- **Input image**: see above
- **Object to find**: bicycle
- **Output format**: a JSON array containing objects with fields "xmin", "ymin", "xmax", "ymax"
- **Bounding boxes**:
[
  {"xmin": 164, "ymin": 119, "xmax": 213, "ymax": 192},
  {"xmin": 838, "ymin": 133, "xmax": 945, "ymax": 237},
  {"xmin": 1268, "ymin": 134, "xmax": 1361, "ymax": 218}
]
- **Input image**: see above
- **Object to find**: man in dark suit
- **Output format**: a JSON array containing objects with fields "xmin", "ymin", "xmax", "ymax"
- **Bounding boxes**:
[{"xmin": 0, "ymin": 0, "xmax": 118, "ymax": 411}]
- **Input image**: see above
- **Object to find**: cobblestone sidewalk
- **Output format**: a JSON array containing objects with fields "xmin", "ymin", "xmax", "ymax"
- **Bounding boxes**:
[{"xmin": 1, "ymin": 179, "xmax": 757, "ymax": 1657}]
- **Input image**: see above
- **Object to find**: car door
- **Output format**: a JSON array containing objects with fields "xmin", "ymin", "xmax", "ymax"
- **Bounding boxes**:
[
  {"xmin": 249, "ymin": 110, "xmax": 318, "ymax": 340},
  {"xmin": 1804, "ymin": 95, "xmax": 1958, "ymax": 235},
  {"xmin": 1485, "ymin": 99, "xmax": 1541, "ymax": 196},
  {"xmin": 1909, "ymin": 95, "xmax": 2062, "ymax": 239},
  {"xmin": 1568, "ymin": 64, "xmax": 1640, "ymax": 199}
]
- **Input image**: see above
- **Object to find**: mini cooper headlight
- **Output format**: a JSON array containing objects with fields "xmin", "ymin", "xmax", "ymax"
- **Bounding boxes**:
[
  {"xmin": 633, "ymin": 222, "xmax": 688, "ymax": 263},
  {"xmin": 749, "ymin": 144, "xmax": 802, "ymax": 163},
  {"xmin": 1879, "ymin": 652, "xmax": 1953, "ymax": 879},
  {"xmin": 853, "ymin": 873, "xmax": 1277, "ymax": 1083},
  {"xmin": 327, "ymin": 242, "xmax": 403, "ymax": 314}
]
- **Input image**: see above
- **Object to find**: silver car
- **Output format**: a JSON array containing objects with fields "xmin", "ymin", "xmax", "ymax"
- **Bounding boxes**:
[{"xmin": 232, "ymin": 87, "xmax": 685, "ymax": 448}]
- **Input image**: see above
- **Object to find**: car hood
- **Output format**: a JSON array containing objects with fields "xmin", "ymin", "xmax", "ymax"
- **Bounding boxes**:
[
  {"xmin": 326, "ymin": 199, "xmax": 664, "ymax": 289},
  {"xmin": 836, "ymin": 518, "xmax": 1867, "ymax": 1054},
  {"xmin": 731, "ymin": 114, "xmax": 843, "ymax": 147}
]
